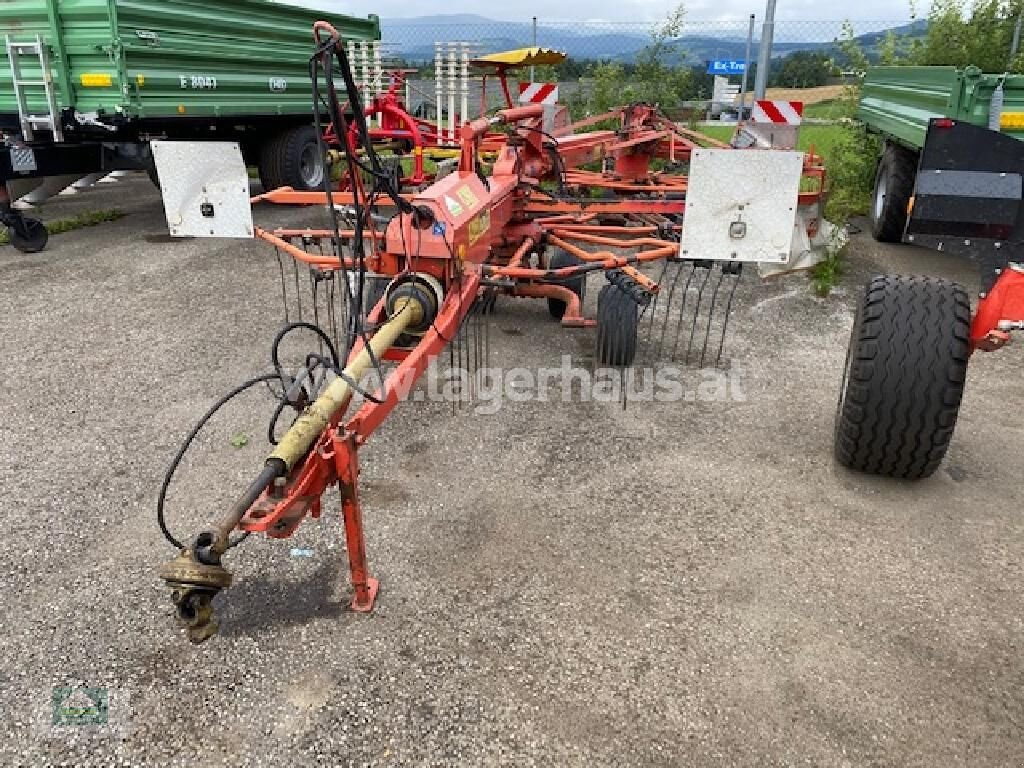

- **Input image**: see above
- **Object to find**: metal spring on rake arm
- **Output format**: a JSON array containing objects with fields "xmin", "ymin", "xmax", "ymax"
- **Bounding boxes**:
[{"xmin": 644, "ymin": 260, "xmax": 743, "ymax": 368}]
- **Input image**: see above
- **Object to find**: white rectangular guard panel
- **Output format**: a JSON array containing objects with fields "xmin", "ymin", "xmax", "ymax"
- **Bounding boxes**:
[
  {"xmin": 680, "ymin": 149, "xmax": 804, "ymax": 264},
  {"xmin": 152, "ymin": 141, "xmax": 253, "ymax": 239}
]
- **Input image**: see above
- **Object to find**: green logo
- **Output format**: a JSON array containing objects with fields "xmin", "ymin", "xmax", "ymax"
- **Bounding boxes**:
[{"xmin": 52, "ymin": 687, "xmax": 109, "ymax": 726}]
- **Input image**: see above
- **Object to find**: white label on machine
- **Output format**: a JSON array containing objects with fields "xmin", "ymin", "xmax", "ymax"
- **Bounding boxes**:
[
  {"xmin": 680, "ymin": 148, "xmax": 804, "ymax": 264},
  {"xmin": 151, "ymin": 140, "xmax": 253, "ymax": 239}
]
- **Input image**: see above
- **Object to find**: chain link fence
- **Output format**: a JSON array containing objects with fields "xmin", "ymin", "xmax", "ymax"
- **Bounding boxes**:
[
  {"xmin": 371, "ymin": 18, "xmax": 919, "ymax": 116},
  {"xmin": 378, "ymin": 18, "xmax": 919, "ymax": 63}
]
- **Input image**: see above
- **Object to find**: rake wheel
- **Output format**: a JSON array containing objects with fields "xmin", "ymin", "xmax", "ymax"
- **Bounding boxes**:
[{"xmin": 596, "ymin": 284, "xmax": 639, "ymax": 366}]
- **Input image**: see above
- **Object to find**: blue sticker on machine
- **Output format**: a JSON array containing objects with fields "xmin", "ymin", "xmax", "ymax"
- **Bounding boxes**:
[{"xmin": 432, "ymin": 221, "xmax": 446, "ymax": 236}]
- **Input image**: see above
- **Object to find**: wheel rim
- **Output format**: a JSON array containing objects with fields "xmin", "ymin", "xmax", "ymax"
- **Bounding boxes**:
[
  {"xmin": 299, "ymin": 143, "xmax": 325, "ymax": 189},
  {"xmin": 873, "ymin": 171, "xmax": 887, "ymax": 221}
]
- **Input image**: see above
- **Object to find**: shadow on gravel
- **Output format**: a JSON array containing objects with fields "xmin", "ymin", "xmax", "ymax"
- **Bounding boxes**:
[{"xmin": 218, "ymin": 560, "xmax": 347, "ymax": 637}]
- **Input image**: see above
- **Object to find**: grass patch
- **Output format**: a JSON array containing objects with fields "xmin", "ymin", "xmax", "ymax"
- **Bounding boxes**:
[
  {"xmin": 0, "ymin": 208, "xmax": 125, "ymax": 245},
  {"xmin": 691, "ymin": 123, "xmax": 848, "ymax": 167},
  {"xmin": 802, "ymin": 100, "xmax": 849, "ymax": 120},
  {"xmin": 810, "ymin": 249, "xmax": 844, "ymax": 298}
]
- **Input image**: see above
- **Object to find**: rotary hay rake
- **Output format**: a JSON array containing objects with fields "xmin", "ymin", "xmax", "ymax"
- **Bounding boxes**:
[{"xmin": 157, "ymin": 23, "xmax": 827, "ymax": 642}]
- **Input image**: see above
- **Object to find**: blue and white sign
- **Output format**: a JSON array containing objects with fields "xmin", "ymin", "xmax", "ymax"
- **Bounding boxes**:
[{"xmin": 707, "ymin": 60, "xmax": 747, "ymax": 75}]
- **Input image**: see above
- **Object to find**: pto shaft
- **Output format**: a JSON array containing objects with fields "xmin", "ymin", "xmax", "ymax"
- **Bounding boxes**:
[{"xmin": 268, "ymin": 296, "xmax": 422, "ymax": 470}]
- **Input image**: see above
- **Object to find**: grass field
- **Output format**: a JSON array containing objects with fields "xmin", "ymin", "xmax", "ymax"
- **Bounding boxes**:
[{"xmin": 695, "ymin": 123, "xmax": 848, "ymax": 167}]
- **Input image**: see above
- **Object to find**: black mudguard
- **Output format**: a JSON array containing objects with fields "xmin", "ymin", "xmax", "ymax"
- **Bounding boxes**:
[{"xmin": 906, "ymin": 118, "xmax": 1024, "ymax": 291}]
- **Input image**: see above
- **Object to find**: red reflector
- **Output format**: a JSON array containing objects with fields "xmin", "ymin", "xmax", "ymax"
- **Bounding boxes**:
[{"xmin": 934, "ymin": 118, "xmax": 955, "ymax": 128}]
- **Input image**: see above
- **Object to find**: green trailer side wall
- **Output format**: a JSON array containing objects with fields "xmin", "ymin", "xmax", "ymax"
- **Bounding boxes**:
[
  {"xmin": 858, "ymin": 66, "xmax": 1024, "ymax": 150},
  {"xmin": 0, "ymin": 0, "xmax": 379, "ymax": 121}
]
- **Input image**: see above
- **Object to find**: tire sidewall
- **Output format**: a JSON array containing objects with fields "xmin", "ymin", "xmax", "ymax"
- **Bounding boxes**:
[{"xmin": 869, "ymin": 153, "xmax": 890, "ymax": 238}]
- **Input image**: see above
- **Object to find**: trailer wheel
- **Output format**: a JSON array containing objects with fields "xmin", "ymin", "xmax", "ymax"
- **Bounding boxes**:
[
  {"xmin": 870, "ymin": 143, "xmax": 917, "ymax": 243},
  {"xmin": 547, "ymin": 248, "xmax": 587, "ymax": 320},
  {"xmin": 8, "ymin": 218, "xmax": 48, "ymax": 253},
  {"xmin": 259, "ymin": 125, "xmax": 324, "ymax": 192},
  {"xmin": 834, "ymin": 275, "xmax": 970, "ymax": 480},
  {"xmin": 596, "ymin": 284, "xmax": 639, "ymax": 366}
]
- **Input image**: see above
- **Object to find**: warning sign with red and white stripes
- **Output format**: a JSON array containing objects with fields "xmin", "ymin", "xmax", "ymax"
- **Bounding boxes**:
[
  {"xmin": 518, "ymin": 82, "xmax": 559, "ymax": 105},
  {"xmin": 751, "ymin": 100, "xmax": 803, "ymax": 125}
]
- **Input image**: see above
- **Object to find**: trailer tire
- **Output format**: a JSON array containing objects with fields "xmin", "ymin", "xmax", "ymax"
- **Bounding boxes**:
[
  {"xmin": 546, "ymin": 248, "xmax": 587, "ymax": 320},
  {"xmin": 259, "ymin": 125, "xmax": 324, "ymax": 192},
  {"xmin": 834, "ymin": 275, "xmax": 970, "ymax": 480},
  {"xmin": 8, "ymin": 218, "xmax": 48, "ymax": 254},
  {"xmin": 870, "ymin": 143, "xmax": 917, "ymax": 243},
  {"xmin": 596, "ymin": 284, "xmax": 639, "ymax": 366}
]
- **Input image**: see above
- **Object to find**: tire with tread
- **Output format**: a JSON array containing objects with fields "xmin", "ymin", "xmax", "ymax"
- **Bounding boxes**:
[
  {"xmin": 870, "ymin": 142, "xmax": 917, "ymax": 243},
  {"xmin": 259, "ymin": 125, "xmax": 324, "ymax": 191},
  {"xmin": 8, "ymin": 217, "xmax": 48, "ymax": 253},
  {"xmin": 596, "ymin": 283, "xmax": 639, "ymax": 366},
  {"xmin": 834, "ymin": 275, "xmax": 970, "ymax": 480},
  {"xmin": 546, "ymin": 248, "xmax": 587, "ymax": 320}
]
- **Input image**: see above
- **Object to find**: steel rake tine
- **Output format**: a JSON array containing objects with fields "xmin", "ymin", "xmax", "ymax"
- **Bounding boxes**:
[
  {"xmin": 292, "ymin": 256, "xmax": 303, "ymax": 321},
  {"xmin": 683, "ymin": 266, "xmax": 713, "ymax": 365},
  {"xmin": 274, "ymin": 248, "xmax": 290, "ymax": 324},
  {"xmin": 669, "ymin": 263, "xmax": 698, "ymax": 362},
  {"xmin": 715, "ymin": 265, "xmax": 743, "ymax": 367},
  {"xmin": 646, "ymin": 260, "xmax": 672, "ymax": 332},
  {"xmin": 449, "ymin": 321, "xmax": 456, "ymax": 416},
  {"xmin": 699, "ymin": 267, "xmax": 727, "ymax": 369},
  {"xmin": 655, "ymin": 261, "xmax": 686, "ymax": 361}
]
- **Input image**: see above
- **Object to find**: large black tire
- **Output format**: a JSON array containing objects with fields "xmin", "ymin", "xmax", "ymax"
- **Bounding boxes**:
[
  {"xmin": 834, "ymin": 275, "xmax": 971, "ymax": 480},
  {"xmin": 596, "ymin": 284, "xmax": 639, "ymax": 366},
  {"xmin": 547, "ymin": 248, "xmax": 587, "ymax": 320},
  {"xmin": 8, "ymin": 217, "xmax": 48, "ymax": 253},
  {"xmin": 870, "ymin": 143, "xmax": 918, "ymax": 243},
  {"xmin": 259, "ymin": 125, "xmax": 325, "ymax": 192}
]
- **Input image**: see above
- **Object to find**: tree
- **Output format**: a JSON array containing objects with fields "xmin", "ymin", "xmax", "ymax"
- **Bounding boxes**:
[
  {"xmin": 919, "ymin": 0, "xmax": 1020, "ymax": 70},
  {"xmin": 572, "ymin": 3, "xmax": 693, "ymax": 118},
  {"xmin": 770, "ymin": 51, "xmax": 833, "ymax": 88}
]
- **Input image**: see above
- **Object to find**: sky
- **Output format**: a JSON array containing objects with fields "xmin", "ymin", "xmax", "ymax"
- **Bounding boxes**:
[{"xmin": 287, "ymin": 0, "xmax": 918, "ymax": 24}]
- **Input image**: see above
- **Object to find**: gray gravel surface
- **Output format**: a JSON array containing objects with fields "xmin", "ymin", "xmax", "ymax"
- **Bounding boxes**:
[{"xmin": 1, "ymin": 178, "xmax": 1022, "ymax": 766}]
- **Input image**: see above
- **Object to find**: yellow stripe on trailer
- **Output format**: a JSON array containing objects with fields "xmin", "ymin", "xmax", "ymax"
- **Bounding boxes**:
[
  {"xmin": 999, "ymin": 111, "xmax": 1024, "ymax": 129},
  {"xmin": 80, "ymin": 73, "xmax": 113, "ymax": 87}
]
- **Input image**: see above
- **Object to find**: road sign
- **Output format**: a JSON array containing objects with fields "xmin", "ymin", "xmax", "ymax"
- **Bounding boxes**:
[
  {"xmin": 751, "ymin": 100, "xmax": 803, "ymax": 125},
  {"xmin": 518, "ymin": 82, "xmax": 559, "ymax": 105},
  {"xmin": 707, "ymin": 60, "xmax": 746, "ymax": 76}
]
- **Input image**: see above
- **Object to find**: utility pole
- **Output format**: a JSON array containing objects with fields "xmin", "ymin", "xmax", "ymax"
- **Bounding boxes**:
[
  {"xmin": 1011, "ymin": 9, "xmax": 1023, "ymax": 64},
  {"xmin": 531, "ymin": 16, "xmax": 538, "ymax": 83},
  {"xmin": 739, "ymin": 14, "xmax": 755, "ymax": 120},
  {"xmin": 754, "ymin": 0, "xmax": 777, "ymax": 99}
]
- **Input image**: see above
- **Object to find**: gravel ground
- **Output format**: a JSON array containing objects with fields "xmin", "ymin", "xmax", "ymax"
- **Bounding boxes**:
[{"xmin": 1, "ymin": 177, "xmax": 1022, "ymax": 766}]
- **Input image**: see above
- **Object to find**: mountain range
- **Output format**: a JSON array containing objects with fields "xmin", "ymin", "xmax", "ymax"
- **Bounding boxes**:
[{"xmin": 380, "ymin": 14, "xmax": 927, "ymax": 64}]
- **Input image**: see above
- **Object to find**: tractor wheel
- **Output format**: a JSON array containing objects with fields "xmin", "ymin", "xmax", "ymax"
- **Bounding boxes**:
[
  {"xmin": 596, "ymin": 284, "xmax": 639, "ymax": 366},
  {"xmin": 8, "ymin": 217, "xmax": 48, "ymax": 253},
  {"xmin": 834, "ymin": 275, "xmax": 971, "ymax": 480},
  {"xmin": 547, "ymin": 248, "xmax": 587, "ymax": 320},
  {"xmin": 870, "ymin": 142, "xmax": 917, "ymax": 243},
  {"xmin": 259, "ymin": 125, "xmax": 324, "ymax": 192}
]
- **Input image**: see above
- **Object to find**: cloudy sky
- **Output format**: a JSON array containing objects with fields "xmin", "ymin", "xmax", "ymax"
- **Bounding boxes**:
[{"xmin": 288, "ymin": 0, "xmax": 917, "ymax": 24}]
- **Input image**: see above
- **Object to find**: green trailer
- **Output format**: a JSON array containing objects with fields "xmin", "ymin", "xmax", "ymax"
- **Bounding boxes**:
[
  {"xmin": 858, "ymin": 65, "xmax": 1024, "ymax": 242},
  {"xmin": 0, "ymin": 0, "xmax": 379, "ymax": 251}
]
